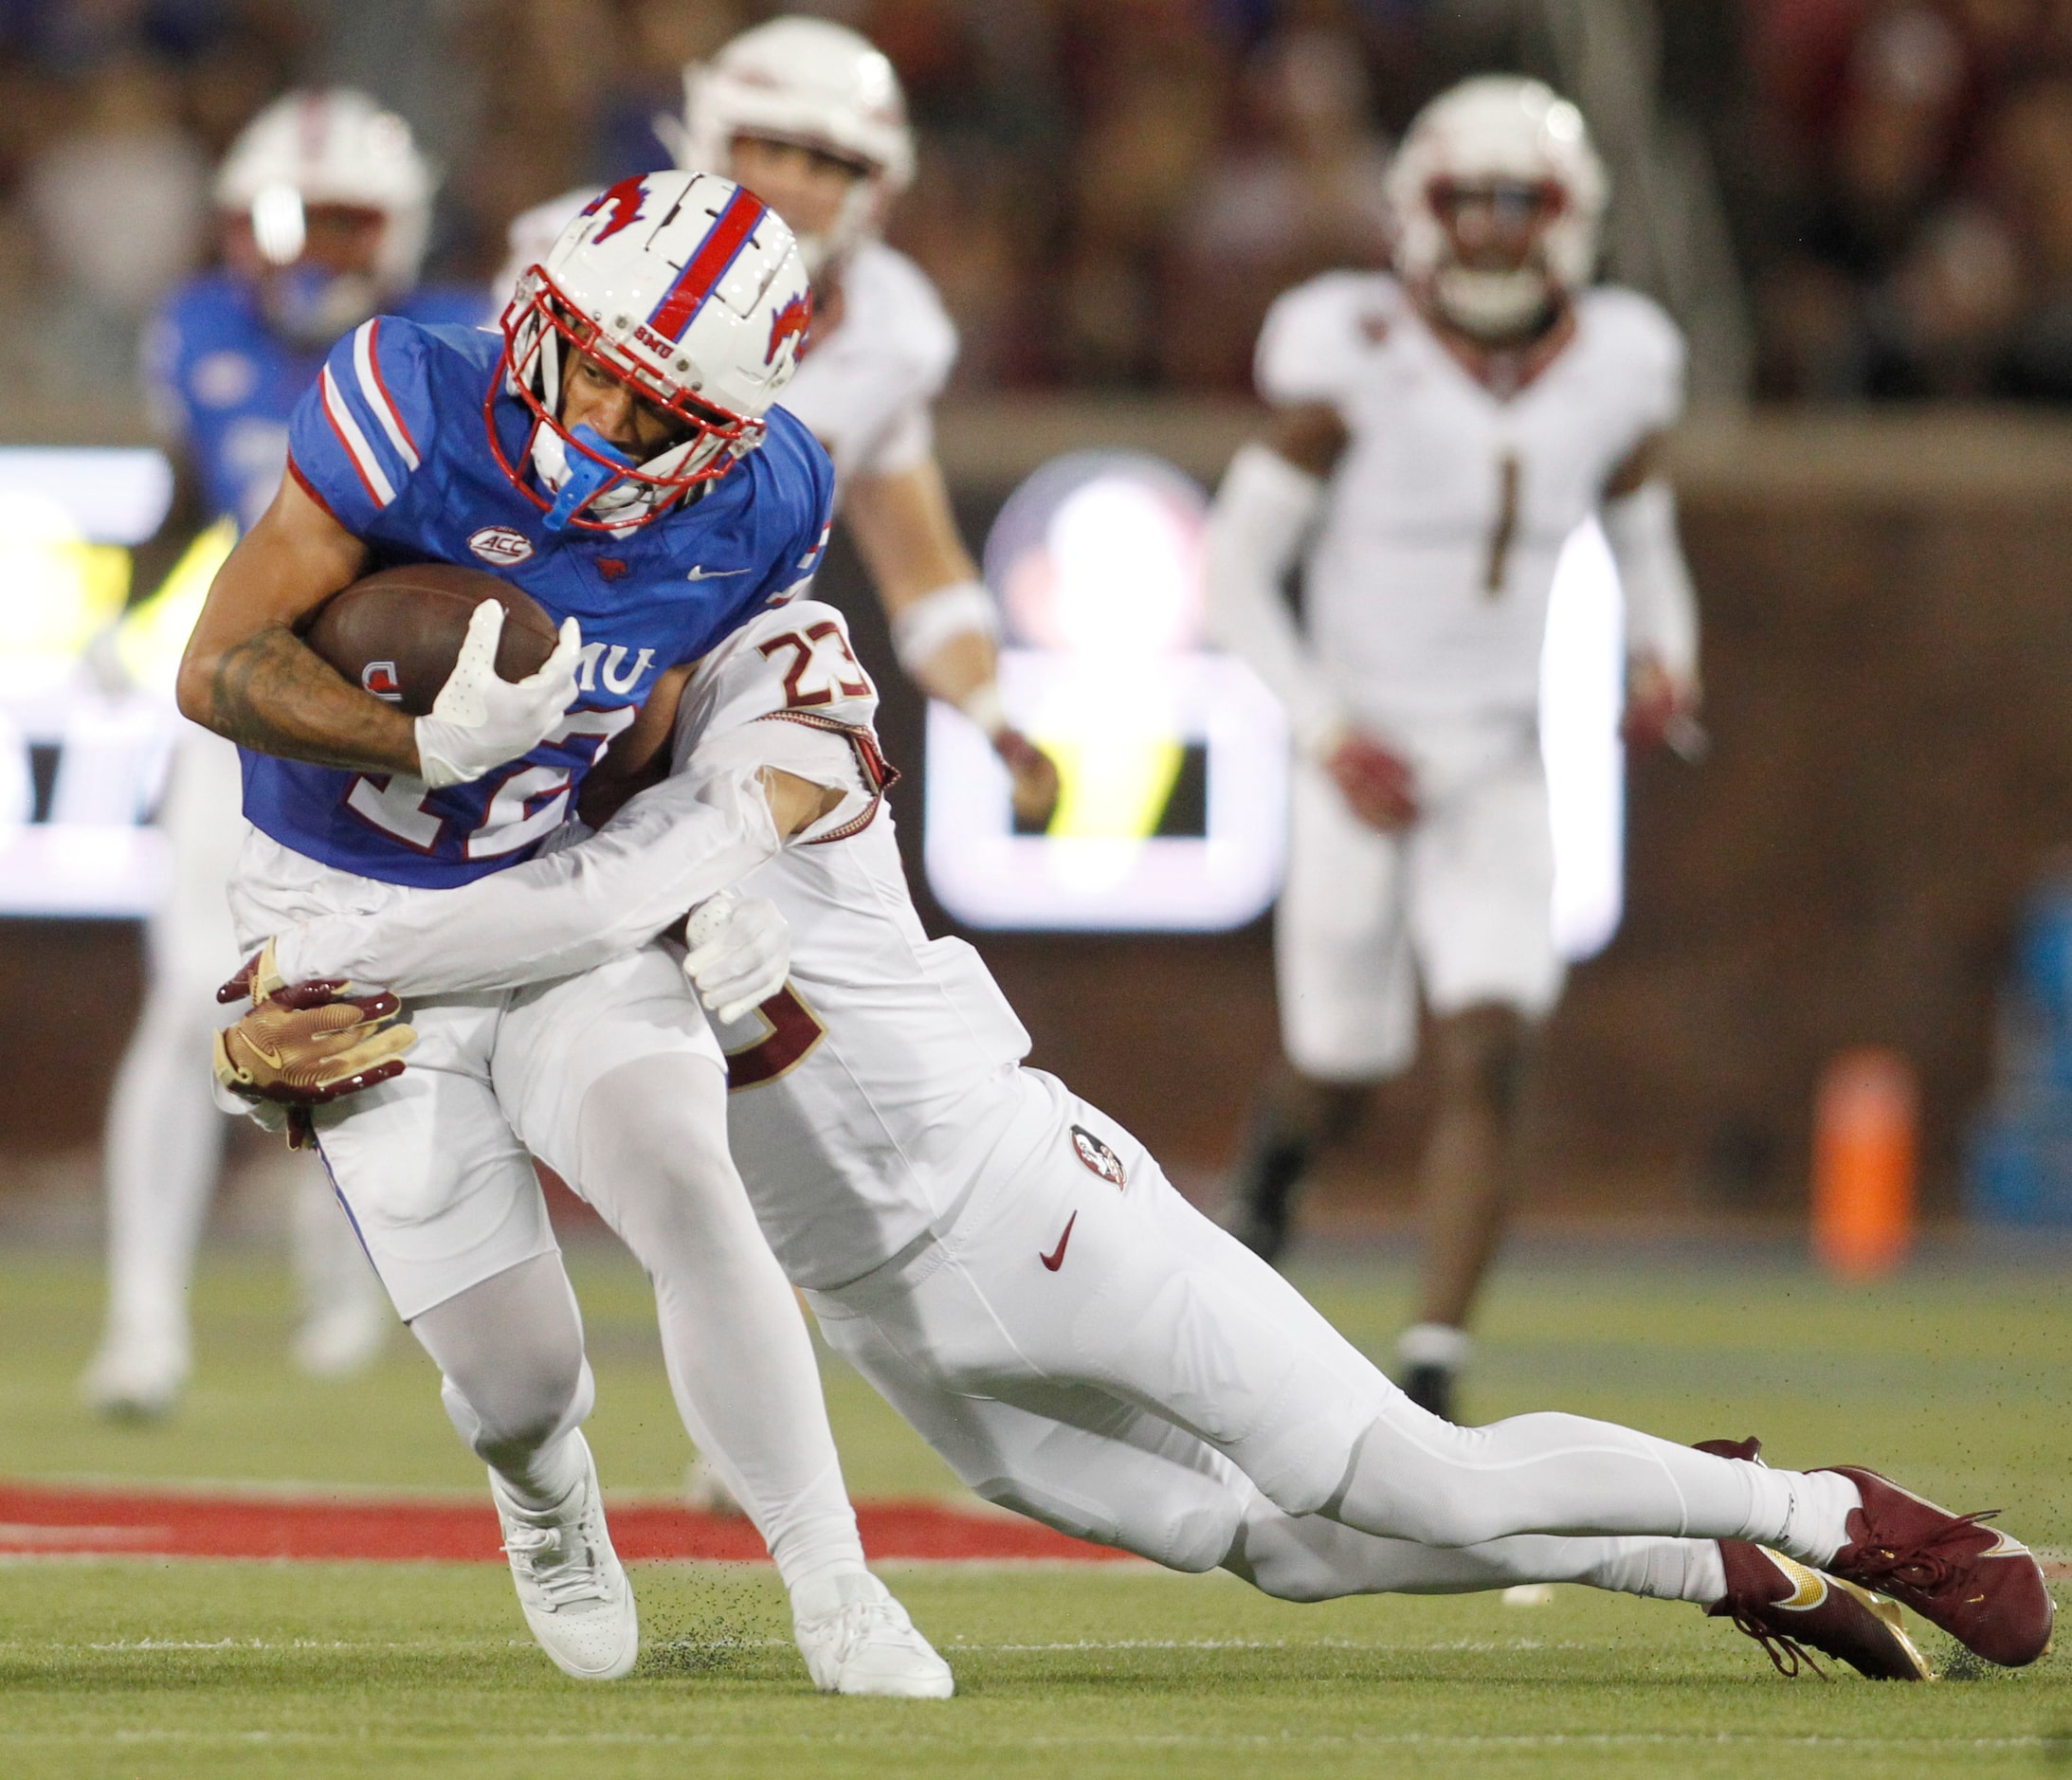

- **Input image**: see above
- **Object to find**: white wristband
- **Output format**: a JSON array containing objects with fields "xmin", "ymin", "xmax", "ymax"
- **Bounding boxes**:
[{"xmin": 891, "ymin": 580, "xmax": 998, "ymax": 676}]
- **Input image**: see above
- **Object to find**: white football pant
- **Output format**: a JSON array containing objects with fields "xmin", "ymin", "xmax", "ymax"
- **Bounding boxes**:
[{"xmin": 809, "ymin": 1070, "xmax": 1846, "ymax": 1590}]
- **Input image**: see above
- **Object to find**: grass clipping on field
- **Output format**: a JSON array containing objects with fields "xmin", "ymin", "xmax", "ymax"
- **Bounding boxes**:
[{"xmin": 631, "ymin": 1564, "xmax": 770, "ymax": 1678}]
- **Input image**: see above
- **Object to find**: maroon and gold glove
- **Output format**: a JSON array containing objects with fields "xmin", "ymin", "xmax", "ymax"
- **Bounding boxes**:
[
  {"xmin": 993, "ymin": 726, "xmax": 1062, "ymax": 829},
  {"xmin": 213, "ymin": 944, "xmax": 415, "ymax": 1148}
]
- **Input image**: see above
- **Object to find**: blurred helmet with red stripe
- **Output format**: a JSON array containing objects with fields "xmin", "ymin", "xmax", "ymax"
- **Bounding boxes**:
[
  {"xmin": 494, "ymin": 170, "xmax": 810, "ymax": 532},
  {"xmin": 673, "ymin": 16, "xmax": 914, "ymax": 279},
  {"xmin": 1386, "ymin": 77, "xmax": 1608, "ymax": 342}
]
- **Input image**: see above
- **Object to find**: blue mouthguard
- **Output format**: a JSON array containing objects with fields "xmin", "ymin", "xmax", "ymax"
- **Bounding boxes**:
[{"xmin": 543, "ymin": 424, "xmax": 636, "ymax": 532}]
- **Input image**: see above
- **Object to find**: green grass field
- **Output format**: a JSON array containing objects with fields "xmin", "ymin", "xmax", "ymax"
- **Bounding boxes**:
[{"xmin": 3, "ymin": 1239, "xmax": 2068, "ymax": 1777}]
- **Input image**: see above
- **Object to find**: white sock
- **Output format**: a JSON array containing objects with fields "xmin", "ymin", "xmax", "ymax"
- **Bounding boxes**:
[
  {"xmin": 1739, "ymin": 1465, "xmax": 1862, "ymax": 1568},
  {"xmin": 495, "ymin": 1431, "xmax": 590, "ymax": 1516}
]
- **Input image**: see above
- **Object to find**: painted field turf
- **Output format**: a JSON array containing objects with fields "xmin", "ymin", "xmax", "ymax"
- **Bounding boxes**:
[{"xmin": 2, "ymin": 1242, "xmax": 2066, "ymax": 1777}]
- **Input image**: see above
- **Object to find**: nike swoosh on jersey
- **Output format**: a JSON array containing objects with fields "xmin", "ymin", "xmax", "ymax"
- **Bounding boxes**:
[
  {"xmin": 684, "ymin": 564, "xmax": 749, "ymax": 581},
  {"xmin": 1039, "ymin": 1211, "xmax": 1078, "ymax": 1273}
]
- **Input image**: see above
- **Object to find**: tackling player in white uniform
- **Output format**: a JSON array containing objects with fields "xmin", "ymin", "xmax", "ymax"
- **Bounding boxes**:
[
  {"xmin": 232, "ymin": 597, "xmax": 2054, "ymax": 1681},
  {"xmin": 499, "ymin": 14, "xmax": 1059, "ymax": 825},
  {"xmin": 1209, "ymin": 78, "xmax": 1703, "ymax": 1419}
]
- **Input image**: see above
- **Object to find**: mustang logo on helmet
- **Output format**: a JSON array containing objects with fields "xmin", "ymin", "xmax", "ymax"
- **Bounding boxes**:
[
  {"xmin": 583, "ymin": 177, "xmax": 648, "ymax": 245},
  {"xmin": 766, "ymin": 292, "xmax": 811, "ymax": 365}
]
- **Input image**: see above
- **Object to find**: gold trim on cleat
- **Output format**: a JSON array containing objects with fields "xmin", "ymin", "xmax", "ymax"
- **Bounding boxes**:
[{"xmin": 1830, "ymin": 1577, "xmax": 1937, "ymax": 1680}]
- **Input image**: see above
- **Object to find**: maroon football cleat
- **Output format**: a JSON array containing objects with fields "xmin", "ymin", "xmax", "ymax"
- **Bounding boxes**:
[
  {"xmin": 1709, "ymin": 1539, "xmax": 1933, "ymax": 1680},
  {"xmin": 1818, "ymin": 1467, "xmax": 2054, "ymax": 1668}
]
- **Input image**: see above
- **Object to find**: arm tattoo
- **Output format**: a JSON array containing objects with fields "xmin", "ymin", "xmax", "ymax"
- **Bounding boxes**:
[{"xmin": 208, "ymin": 624, "xmax": 417, "ymax": 774}]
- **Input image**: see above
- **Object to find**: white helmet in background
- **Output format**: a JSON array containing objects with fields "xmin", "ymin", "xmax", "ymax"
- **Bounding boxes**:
[
  {"xmin": 673, "ymin": 15, "xmax": 915, "ymax": 277},
  {"xmin": 215, "ymin": 88, "xmax": 434, "ymax": 342},
  {"xmin": 495, "ymin": 170, "xmax": 812, "ymax": 532},
  {"xmin": 1385, "ymin": 76, "xmax": 1608, "ymax": 340}
]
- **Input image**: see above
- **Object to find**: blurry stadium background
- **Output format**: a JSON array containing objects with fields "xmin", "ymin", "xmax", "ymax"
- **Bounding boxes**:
[
  {"xmin": 10, "ymin": 0, "xmax": 2072, "ymax": 1235},
  {"xmin": 7, "ymin": 2, "xmax": 2072, "ymax": 1770}
]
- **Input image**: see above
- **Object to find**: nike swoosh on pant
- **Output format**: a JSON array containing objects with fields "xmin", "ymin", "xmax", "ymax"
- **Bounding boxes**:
[{"xmin": 1040, "ymin": 1211, "xmax": 1078, "ymax": 1272}]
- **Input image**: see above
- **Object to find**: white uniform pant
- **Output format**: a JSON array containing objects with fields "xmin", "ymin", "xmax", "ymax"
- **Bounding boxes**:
[
  {"xmin": 807, "ymin": 1071, "xmax": 1718, "ymax": 1599},
  {"xmin": 227, "ymin": 829, "xmax": 721, "ymax": 1319},
  {"xmin": 1277, "ymin": 717, "xmax": 1563, "ymax": 1081}
]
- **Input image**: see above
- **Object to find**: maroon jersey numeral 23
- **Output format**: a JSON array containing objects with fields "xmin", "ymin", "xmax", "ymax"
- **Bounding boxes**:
[{"xmin": 759, "ymin": 622, "xmax": 871, "ymax": 709}]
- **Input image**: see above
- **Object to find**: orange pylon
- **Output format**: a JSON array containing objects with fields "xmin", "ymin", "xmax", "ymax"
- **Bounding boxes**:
[{"xmin": 1812, "ymin": 1047, "xmax": 1918, "ymax": 1279}]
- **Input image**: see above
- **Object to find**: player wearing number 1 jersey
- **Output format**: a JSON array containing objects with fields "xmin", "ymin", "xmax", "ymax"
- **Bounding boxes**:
[
  {"xmin": 178, "ymin": 172, "xmax": 951, "ymax": 1695},
  {"xmin": 1209, "ymin": 78, "xmax": 1703, "ymax": 1420},
  {"xmin": 244, "ymin": 597, "xmax": 2050, "ymax": 1681}
]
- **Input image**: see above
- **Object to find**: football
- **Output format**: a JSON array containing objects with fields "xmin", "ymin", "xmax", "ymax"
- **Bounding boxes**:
[{"xmin": 302, "ymin": 563, "xmax": 559, "ymax": 718}]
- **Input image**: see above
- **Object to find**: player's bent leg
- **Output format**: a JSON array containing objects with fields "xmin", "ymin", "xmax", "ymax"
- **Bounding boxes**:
[
  {"xmin": 565, "ymin": 1045, "xmax": 951, "ymax": 1698},
  {"xmin": 1399, "ymin": 1001, "xmax": 1536, "ymax": 1420},
  {"xmin": 87, "ymin": 976, "xmax": 227, "ymax": 1418},
  {"xmin": 411, "ymin": 1252, "xmax": 637, "ymax": 1682}
]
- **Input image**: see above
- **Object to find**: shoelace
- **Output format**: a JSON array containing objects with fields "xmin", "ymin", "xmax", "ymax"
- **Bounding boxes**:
[
  {"xmin": 502, "ymin": 1520, "xmax": 612, "ymax": 1609},
  {"xmin": 1845, "ymin": 1510, "xmax": 2002, "ymax": 1595},
  {"xmin": 1725, "ymin": 1608, "xmax": 1827, "ymax": 1680},
  {"xmin": 820, "ymin": 1599, "xmax": 918, "ymax": 1666}
]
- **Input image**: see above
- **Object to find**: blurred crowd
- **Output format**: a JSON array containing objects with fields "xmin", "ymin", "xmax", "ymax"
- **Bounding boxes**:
[
  {"xmin": 1745, "ymin": 0, "xmax": 2072, "ymax": 399},
  {"xmin": 9, "ymin": 0, "xmax": 2072, "ymax": 405}
]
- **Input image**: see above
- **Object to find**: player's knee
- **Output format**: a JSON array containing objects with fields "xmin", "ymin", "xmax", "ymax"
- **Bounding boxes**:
[{"xmin": 1434, "ymin": 1005, "xmax": 1533, "ymax": 1117}]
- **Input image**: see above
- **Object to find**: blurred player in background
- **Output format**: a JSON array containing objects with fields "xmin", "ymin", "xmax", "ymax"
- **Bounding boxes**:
[
  {"xmin": 500, "ymin": 13, "xmax": 1059, "ymax": 826},
  {"xmin": 1209, "ymin": 79, "xmax": 1702, "ymax": 1420},
  {"xmin": 84, "ymin": 89, "xmax": 483, "ymax": 1418}
]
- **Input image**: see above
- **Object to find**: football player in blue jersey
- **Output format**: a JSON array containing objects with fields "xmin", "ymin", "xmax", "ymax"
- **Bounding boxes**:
[
  {"xmin": 86, "ymin": 90, "xmax": 486, "ymax": 1420},
  {"xmin": 176, "ymin": 170, "xmax": 951, "ymax": 1694}
]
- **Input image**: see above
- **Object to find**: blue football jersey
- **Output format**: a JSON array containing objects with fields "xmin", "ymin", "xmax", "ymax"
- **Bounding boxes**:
[
  {"xmin": 144, "ymin": 273, "xmax": 486, "ymax": 530},
  {"xmin": 242, "ymin": 315, "xmax": 835, "ymax": 888}
]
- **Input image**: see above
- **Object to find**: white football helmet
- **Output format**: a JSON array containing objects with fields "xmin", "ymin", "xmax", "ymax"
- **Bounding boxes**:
[
  {"xmin": 215, "ymin": 88, "xmax": 434, "ymax": 342},
  {"xmin": 1385, "ymin": 76, "xmax": 1608, "ymax": 340},
  {"xmin": 674, "ymin": 15, "xmax": 915, "ymax": 277},
  {"xmin": 495, "ymin": 170, "xmax": 811, "ymax": 533}
]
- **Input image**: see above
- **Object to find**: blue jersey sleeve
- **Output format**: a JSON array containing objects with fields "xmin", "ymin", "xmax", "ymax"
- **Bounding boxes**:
[
  {"xmin": 756, "ymin": 418, "xmax": 835, "ymax": 609},
  {"xmin": 285, "ymin": 316, "xmax": 437, "ymax": 534}
]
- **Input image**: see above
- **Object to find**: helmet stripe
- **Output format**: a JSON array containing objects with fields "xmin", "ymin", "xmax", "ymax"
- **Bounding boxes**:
[{"xmin": 647, "ymin": 186, "xmax": 766, "ymax": 343}]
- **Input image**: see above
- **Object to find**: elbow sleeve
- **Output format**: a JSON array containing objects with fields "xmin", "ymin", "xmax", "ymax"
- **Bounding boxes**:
[{"xmin": 1602, "ymin": 480, "xmax": 1699, "ymax": 681}]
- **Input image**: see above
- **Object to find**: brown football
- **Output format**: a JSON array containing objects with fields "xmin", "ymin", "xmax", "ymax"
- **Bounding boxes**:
[{"xmin": 303, "ymin": 563, "xmax": 559, "ymax": 718}]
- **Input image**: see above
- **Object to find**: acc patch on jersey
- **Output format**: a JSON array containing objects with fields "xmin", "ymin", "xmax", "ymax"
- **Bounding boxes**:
[
  {"xmin": 1070, "ymin": 1125, "xmax": 1126, "ymax": 1190},
  {"xmin": 468, "ymin": 525, "xmax": 534, "ymax": 566}
]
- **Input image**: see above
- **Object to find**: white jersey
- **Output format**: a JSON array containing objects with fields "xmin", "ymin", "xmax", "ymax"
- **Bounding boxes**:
[
  {"xmin": 1257, "ymin": 272, "xmax": 1683, "ymax": 731},
  {"xmin": 778, "ymin": 240, "xmax": 956, "ymax": 488},
  {"xmin": 277, "ymin": 600, "xmax": 1029, "ymax": 1292}
]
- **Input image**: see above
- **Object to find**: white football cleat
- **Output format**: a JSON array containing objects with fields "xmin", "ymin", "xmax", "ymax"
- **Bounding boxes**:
[
  {"xmin": 490, "ymin": 1434, "xmax": 640, "ymax": 1681},
  {"xmin": 792, "ymin": 1571, "xmax": 954, "ymax": 1698},
  {"xmin": 82, "ymin": 1329, "xmax": 186, "ymax": 1422}
]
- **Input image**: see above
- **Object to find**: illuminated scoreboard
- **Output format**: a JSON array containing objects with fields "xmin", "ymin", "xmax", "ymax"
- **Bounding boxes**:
[
  {"xmin": 0, "ymin": 445, "xmax": 196, "ymax": 918},
  {"xmin": 923, "ymin": 447, "xmax": 1630, "ymax": 955},
  {"xmin": 923, "ymin": 451, "xmax": 1290, "ymax": 933}
]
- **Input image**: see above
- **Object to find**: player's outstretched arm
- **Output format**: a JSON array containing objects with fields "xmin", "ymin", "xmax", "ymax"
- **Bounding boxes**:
[
  {"xmin": 270, "ymin": 758, "xmax": 841, "ymax": 998},
  {"xmin": 175, "ymin": 469, "xmax": 416, "ymax": 773},
  {"xmin": 847, "ymin": 455, "xmax": 1060, "ymax": 827}
]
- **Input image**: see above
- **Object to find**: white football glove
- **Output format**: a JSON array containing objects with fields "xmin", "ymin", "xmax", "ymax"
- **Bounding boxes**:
[
  {"xmin": 414, "ymin": 601, "xmax": 583, "ymax": 790},
  {"xmin": 682, "ymin": 889, "xmax": 791, "ymax": 1024}
]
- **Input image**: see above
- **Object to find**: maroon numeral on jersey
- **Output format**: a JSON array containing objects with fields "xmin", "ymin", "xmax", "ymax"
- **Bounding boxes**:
[
  {"xmin": 723, "ymin": 984, "xmax": 827, "ymax": 1090},
  {"xmin": 759, "ymin": 621, "xmax": 871, "ymax": 709}
]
